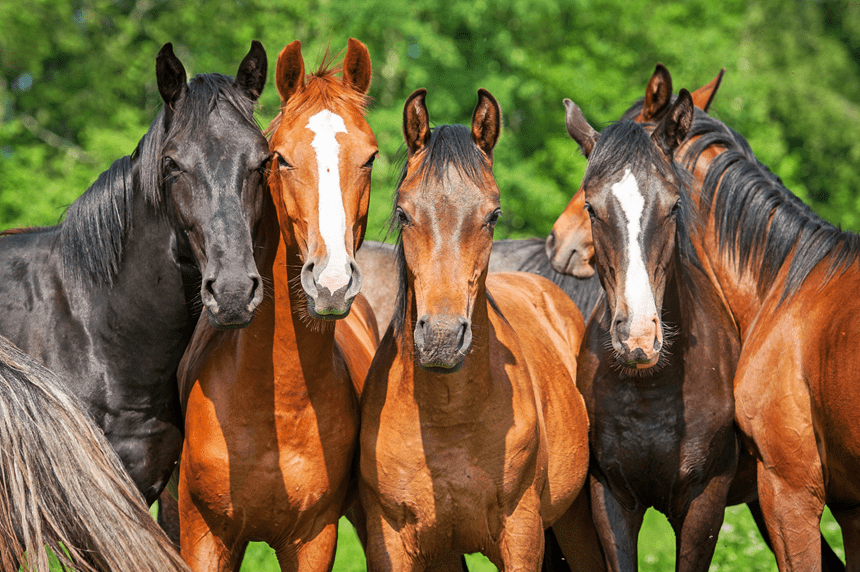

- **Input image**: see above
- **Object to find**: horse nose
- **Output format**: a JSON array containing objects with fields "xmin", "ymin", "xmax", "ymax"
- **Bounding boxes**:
[
  {"xmin": 613, "ymin": 312, "xmax": 661, "ymax": 367},
  {"xmin": 202, "ymin": 268, "xmax": 261, "ymax": 329},
  {"xmin": 414, "ymin": 315, "xmax": 472, "ymax": 371},
  {"xmin": 300, "ymin": 257, "xmax": 361, "ymax": 319}
]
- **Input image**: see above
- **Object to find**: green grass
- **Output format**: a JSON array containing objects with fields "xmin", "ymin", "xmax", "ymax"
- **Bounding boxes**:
[{"xmin": 235, "ymin": 507, "xmax": 844, "ymax": 570}]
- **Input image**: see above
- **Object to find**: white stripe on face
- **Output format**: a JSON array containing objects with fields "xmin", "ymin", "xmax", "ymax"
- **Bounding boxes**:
[
  {"xmin": 307, "ymin": 109, "xmax": 349, "ymax": 292},
  {"xmin": 611, "ymin": 168, "xmax": 658, "ymax": 331}
]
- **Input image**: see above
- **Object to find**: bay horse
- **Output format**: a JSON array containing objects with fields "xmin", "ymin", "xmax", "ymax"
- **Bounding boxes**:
[
  {"xmin": 0, "ymin": 334, "xmax": 190, "ymax": 572},
  {"xmin": 564, "ymin": 92, "xmax": 746, "ymax": 571},
  {"xmin": 359, "ymin": 87, "xmax": 603, "ymax": 572},
  {"xmin": 177, "ymin": 38, "xmax": 377, "ymax": 571},
  {"xmin": 0, "ymin": 42, "xmax": 268, "ymax": 505},
  {"xmin": 619, "ymin": 70, "xmax": 860, "ymax": 570}
]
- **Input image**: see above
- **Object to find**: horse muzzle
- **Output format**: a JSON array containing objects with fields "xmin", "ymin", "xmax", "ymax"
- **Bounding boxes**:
[
  {"xmin": 300, "ymin": 257, "xmax": 362, "ymax": 320},
  {"xmin": 202, "ymin": 267, "xmax": 263, "ymax": 330},
  {"xmin": 413, "ymin": 315, "xmax": 472, "ymax": 372}
]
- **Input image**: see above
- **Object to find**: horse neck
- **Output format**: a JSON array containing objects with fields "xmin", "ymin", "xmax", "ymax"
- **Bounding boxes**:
[{"xmin": 398, "ymin": 275, "xmax": 494, "ymax": 421}]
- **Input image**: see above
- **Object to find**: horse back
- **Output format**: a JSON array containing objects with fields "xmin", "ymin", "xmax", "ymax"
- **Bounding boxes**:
[{"xmin": 485, "ymin": 271, "xmax": 590, "ymax": 524}]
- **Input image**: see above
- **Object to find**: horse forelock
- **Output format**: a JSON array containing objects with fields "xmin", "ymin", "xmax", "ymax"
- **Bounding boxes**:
[
  {"xmin": 265, "ymin": 66, "xmax": 370, "ymax": 139},
  {"xmin": 682, "ymin": 113, "xmax": 860, "ymax": 302}
]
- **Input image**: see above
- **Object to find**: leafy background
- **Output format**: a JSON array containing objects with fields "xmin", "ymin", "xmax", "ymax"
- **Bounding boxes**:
[{"xmin": 3, "ymin": 0, "xmax": 857, "ymax": 569}]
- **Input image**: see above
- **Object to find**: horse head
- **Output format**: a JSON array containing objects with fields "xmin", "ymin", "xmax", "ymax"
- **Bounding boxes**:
[
  {"xmin": 395, "ymin": 88, "xmax": 502, "ymax": 372},
  {"xmin": 268, "ymin": 39, "xmax": 376, "ymax": 320},
  {"xmin": 155, "ymin": 41, "xmax": 268, "ymax": 329},
  {"xmin": 565, "ymin": 92, "xmax": 694, "ymax": 370}
]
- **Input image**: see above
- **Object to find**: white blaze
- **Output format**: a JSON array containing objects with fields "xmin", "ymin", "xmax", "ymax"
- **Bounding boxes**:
[
  {"xmin": 307, "ymin": 110, "xmax": 350, "ymax": 292},
  {"xmin": 611, "ymin": 168, "xmax": 657, "ymax": 334}
]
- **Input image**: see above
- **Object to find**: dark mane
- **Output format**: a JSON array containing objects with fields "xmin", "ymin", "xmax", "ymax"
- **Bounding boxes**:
[
  {"xmin": 60, "ymin": 73, "xmax": 257, "ymax": 286},
  {"xmin": 390, "ymin": 124, "xmax": 494, "ymax": 338},
  {"xmin": 684, "ymin": 113, "xmax": 860, "ymax": 301}
]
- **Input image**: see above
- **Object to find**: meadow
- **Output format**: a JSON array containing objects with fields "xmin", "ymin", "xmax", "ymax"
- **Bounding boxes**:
[{"xmin": 234, "ymin": 508, "xmax": 845, "ymax": 571}]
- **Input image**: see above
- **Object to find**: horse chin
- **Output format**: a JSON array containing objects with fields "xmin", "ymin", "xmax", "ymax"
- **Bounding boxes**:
[
  {"xmin": 417, "ymin": 358, "xmax": 465, "ymax": 374},
  {"xmin": 207, "ymin": 310, "xmax": 254, "ymax": 330},
  {"xmin": 305, "ymin": 296, "xmax": 353, "ymax": 321}
]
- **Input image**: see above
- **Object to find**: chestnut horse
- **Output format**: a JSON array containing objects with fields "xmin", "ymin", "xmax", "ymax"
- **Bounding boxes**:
[
  {"xmin": 359, "ymin": 88, "xmax": 603, "ymax": 572},
  {"xmin": 177, "ymin": 39, "xmax": 377, "ymax": 571}
]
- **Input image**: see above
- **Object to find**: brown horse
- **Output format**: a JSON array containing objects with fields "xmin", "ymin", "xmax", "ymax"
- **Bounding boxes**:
[
  {"xmin": 359, "ymin": 88, "xmax": 603, "ymax": 572},
  {"xmin": 555, "ymin": 67, "xmax": 847, "ymax": 569},
  {"xmin": 563, "ymin": 92, "xmax": 748, "ymax": 571},
  {"xmin": 177, "ymin": 39, "xmax": 377, "ymax": 572}
]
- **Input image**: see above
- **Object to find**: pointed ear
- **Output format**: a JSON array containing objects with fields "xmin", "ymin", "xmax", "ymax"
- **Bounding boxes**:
[
  {"xmin": 640, "ymin": 63, "xmax": 673, "ymax": 122},
  {"xmin": 343, "ymin": 38, "xmax": 372, "ymax": 94},
  {"xmin": 652, "ymin": 89, "xmax": 694, "ymax": 157},
  {"xmin": 156, "ymin": 43, "xmax": 188, "ymax": 110},
  {"xmin": 403, "ymin": 88, "xmax": 430, "ymax": 156},
  {"xmin": 471, "ymin": 89, "xmax": 501, "ymax": 161},
  {"xmin": 235, "ymin": 40, "xmax": 267, "ymax": 102},
  {"xmin": 276, "ymin": 40, "xmax": 304, "ymax": 105},
  {"xmin": 563, "ymin": 99, "xmax": 599, "ymax": 158},
  {"xmin": 691, "ymin": 68, "xmax": 724, "ymax": 113}
]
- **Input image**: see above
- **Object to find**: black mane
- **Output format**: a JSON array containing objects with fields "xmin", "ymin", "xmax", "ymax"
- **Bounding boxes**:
[
  {"xmin": 684, "ymin": 113, "xmax": 860, "ymax": 301},
  {"xmin": 59, "ymin": 73, "xmax": 257, "ymax": 287}
]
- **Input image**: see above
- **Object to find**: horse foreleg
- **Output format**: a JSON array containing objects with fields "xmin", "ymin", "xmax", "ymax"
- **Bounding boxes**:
[
  {"xmin": 830, "ymin": 507, "xmax": 858, "ymax": 571},
  {"xmin": 178, "ymin": 476, "xmax": 244, "ymax": 572},
  {"xmin": 550, "ymin": 486, "xmax": 606, "ymax": 571},
  {"xmin": 589, "ymin": 476, "xmax": 644, "ymax": 572},
  {"xmin": 498, "ymin": 490, "xmax": 546, "ymax": 572},
  {"xmin": 674, "ymin": 470, "xmax": 734, "ymax": 572},
  {"xmin": 277, "ymin": 520, "xmax": 338, "ymax": 572}
]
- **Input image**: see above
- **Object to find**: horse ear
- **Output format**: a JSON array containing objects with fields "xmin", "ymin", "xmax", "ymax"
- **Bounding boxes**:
[
  {"xmin": 235, "ymin": 40, "xmax": 267, "ymax": 102},
  {"xmin": 471, "ymin": 89, "xmax": 501, "ymax": 161},
  {"xmin": 276, "ymin": 40, "xmax": 305, "ymax": 105},
  {"xmin": 652, "ymin": 88, "xmax": 694, "ymax": 157},
  {"xmin": 343, "ymin": 38, "xmax": 372, "ymax": 95},
  {"xmin": 691, "ymin": 68, "xmax": 724, "ymax": 113},
  {"xmin": 563, "ymin": 99, "xmax": 599, "ymax": 158},
  {"xmin": 640, "ymin": 63, "xmax": 672, "ymax": 122},
  {"xmin": 156, "ymin": 43, "xmax": 188, "ymax": 110},
  {"xmin": 403, "ymin": 88, "xmax": 430, "ymax": 156}
]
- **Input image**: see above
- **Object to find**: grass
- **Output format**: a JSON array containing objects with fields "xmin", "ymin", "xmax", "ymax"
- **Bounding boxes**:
[{"xmin": 235, "ymin": 507, "xmax": 844, "ymax": 570}]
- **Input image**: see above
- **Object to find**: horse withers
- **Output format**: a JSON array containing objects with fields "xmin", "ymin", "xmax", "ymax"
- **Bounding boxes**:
[
  {"xmin": 177, "ymin": 39, "xmax": 378, "ymax": 572},
  {"xmin": 359, "ymin": 88, "xmax": 603, "ymax": 572}
]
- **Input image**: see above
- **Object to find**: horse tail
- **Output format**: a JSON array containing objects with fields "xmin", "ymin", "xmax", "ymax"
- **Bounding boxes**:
[{"xmin": 0, "ymin": 335, "xmax": 190, "ymax": 572}]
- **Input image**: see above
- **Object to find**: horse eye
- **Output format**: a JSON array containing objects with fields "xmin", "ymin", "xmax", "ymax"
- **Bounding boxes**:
[
  {"xmin": 163, "ymin": 156, "xmax": 180, "ymax": 173},
  {"xmin": 487, "ymin": 208, "xmax": 502, "ymax": 227},
  {"xmin": 395, "ymin": 207, "xmax": 411, "ymax": 227},
  {"xmin": 363, "ymin": 152, "xmax": 377, "ymax": 170},
  {"xmin": 584, "ymin": 203, "xmax": 596, "ymax": 219},
  {"xmin": 254, "ymin": 156, "xmax": 271, "ymax": 174},
  {"xmin": 670, "ymin": 200, "xmax": 681, "ymax": 216},
  {"xmin": 277, "ymin": 155, "xmax": 292, "ymax": 170}
]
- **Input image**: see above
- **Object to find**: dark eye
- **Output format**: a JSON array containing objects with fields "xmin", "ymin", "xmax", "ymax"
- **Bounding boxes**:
[
  {"xmin": 670, "ymin": 199, "xmax": 681, "ymax": 217},
  {"xmin": 584, "ymin": 203, "xmax": 596, "ymax": 219},
  {"xmin": 363, "ymin": 152, "xmax": 378, "ymax": 170},
  {"xmin": 277, "ymin": 155, "xmax": 292, "ymax": 170},
  {"xmin": 163, "ymin": 156, "xmax": 180, "ymax": 174},
  {"xmin": 395, "ymin": 206, "xmax": 411, "ymax": 227},
  {"xmin": 254, "ymin": 155, "xmax": 271, "ymax": 175},
  {"xmin": 487, "ymin": 208, "xmax": 502, "ymax": 228}
]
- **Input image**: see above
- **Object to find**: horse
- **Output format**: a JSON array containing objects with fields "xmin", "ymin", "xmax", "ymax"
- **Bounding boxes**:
[
  {"xmin": 555, "ymin": 66, "xmax": 846, "ymax": 570},
  {"xmin": 562, "ymin": 91, "xmax": 750, "ymax": 571},
  {"xmin": 176, "ymin": 38, "xmax": 377, "ymax": 571},
  {"xmin": 358, "ymin": 87, "xmax": 604, "ymax": 572},
  {"xmin": 621, "ymin": 69, "xmax": 860, "ymax": 570},
  {"xmin": 0, "ymin": 41, "xmax": 268, "ymax": 507},
  {"xmin": 0, "ymin": 334, "xmax": 190, "ymax": 572}
]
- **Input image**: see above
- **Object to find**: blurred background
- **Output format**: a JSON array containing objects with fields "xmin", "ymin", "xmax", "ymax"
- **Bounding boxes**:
[
  {"xmin": 2, "ymin": 0, "xmax": 859, "ymax": 241},
  {"xmin": 2, "ymin": 1, "xmax": 856, "ymax": 569}
]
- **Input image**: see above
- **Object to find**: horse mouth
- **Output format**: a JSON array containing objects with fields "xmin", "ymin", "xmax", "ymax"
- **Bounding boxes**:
[
  {"xmin": 305, "ymin": 296, "xmax": 353, "ymax": 321},
  {"xmin": 417, "ymin": 358, "xmax": 466, "ymax": 374},
  {"xmin": 207, "ymin": 311, "xmax": 254, "ymax": 330}
]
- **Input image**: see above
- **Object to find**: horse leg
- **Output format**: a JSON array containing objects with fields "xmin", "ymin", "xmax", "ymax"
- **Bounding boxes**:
[
  {"xmin": 589, "ymin": 476, "xmax": 643, "ymax": 572},
  {"xmin": 550, "ymin": 487, "xmax": 606, "ymax": 571},
  {"xmin": 748, "ymin": 501, "xmax": 844, "ymax": 571},
  {"xmin": 178, "ymin": 480, "xmax": 242, "ymax": 571},
  {"xmin": 673, "ymin": 471, "xmax": 734, "ymax": 572},
  {"xmin": 275, "ymin": 520, "xmax": 338, "ymax": 572},
  {"xmin": 498, "ymin": 491, "xmax": 547, "ymax": 572},
  {"xmin": 157, "ymin": 488, "xmax": 181, "ymax": 547},
  {"xmin": 735, "ymin": 350, "xmax": 825, "ymax": 570},
  {"xmin": 363, "ymin": 506, "xmax": 421, "ymax": 572}
]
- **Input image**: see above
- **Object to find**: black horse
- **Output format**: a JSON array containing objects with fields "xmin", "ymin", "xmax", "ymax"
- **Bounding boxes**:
[{"xmin": 0, "ymin": 41, "xmax": 268, "ymax": 504}]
